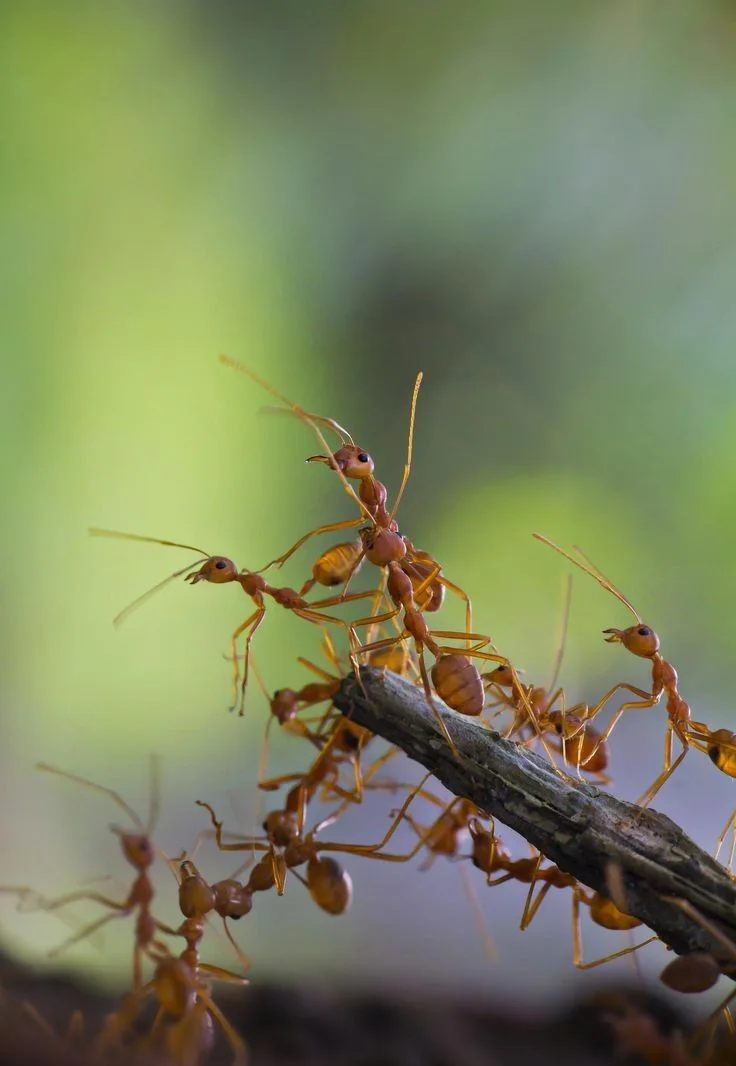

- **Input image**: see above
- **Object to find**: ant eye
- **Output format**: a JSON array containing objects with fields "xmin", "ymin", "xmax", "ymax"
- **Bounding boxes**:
[
  {"xmin": 358, "ymin": 452, "xmax": 369, "ymax": 463},
  {"xmin": 638, "ymin": 627, "xmax": 651, "ymax": 636},
  {"xmin": 215, "ymin": 560, "xmax": 227, "ymax": 570},
  {"xmin": 274, "ymin": 689, "xmax": 283, "ymax": 698}
]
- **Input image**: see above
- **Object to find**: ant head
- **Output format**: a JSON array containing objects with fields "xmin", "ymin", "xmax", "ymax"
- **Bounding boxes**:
[
  {"xmin": 603, "ymin": 624, "xmax": 660, "ymax": 658},
  {"xmin": 213, "ymin": 879, "xmax": 253, "ymax": 920},
  {"xmin": 263, "ymin": 809, "xmax": 298, "ymax": 848},
  {"xmin": 186, "ymin": 556, "xmax": 238, "ymax": 585},
  {"xmin": 308, "ymin": 445, "xmax": 374, "ymax": 479},
  {"xmin": 270, "ymin": 688, "xmax": 298, "ymax": 724},
  {"xmin": 112, "ymin": 828, "xmax": 155, "ymax": 870},
  {"xmin": 488, "ymin": 663, "xmax": 514, "ymax": 689}
]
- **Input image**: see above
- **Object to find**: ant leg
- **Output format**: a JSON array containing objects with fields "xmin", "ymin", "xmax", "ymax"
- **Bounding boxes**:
[
  {"xmin": 257, "ymin": 517, "xmax": 363, "ymax": 572},
  {"xmin": 227, "ymin": 607, "xmax": 265, "ymax": 713},
  {"xmin": 198, "ymin": 962, "xmax": 248, "ymax": 984},
  {"xmin": 47, "ymin": 906, "xmax": 130, "ymax": 959},
  {"xmin": 437, "ymin": 576, "xmax": 474, "ymax": 644},
  {"xmin": 319, "ymin": 777, "xmax": 452, "ymax": 861},
  {"xmin": 572, "ymin": 891, "xmax": 657, "ymax": 969},
  {"xmin": 714, "ymin": 808, "xmax": 736, "ymax": 873},
  {"xmin": 349, "ymin": 607, "xmax": 402, "ymax": 632},
  {"xmin": 194, "ymin": 801, "xmax": 271, "ymax": 856},
  {"xmin": 292, "ymin": 607, "xmax": 362, "ymax": 665},
  {"xmin": 416, "ymin": 646, "xmax": 459, "ymax": 756},
  {"xmin": 336, "ymin": 546, "xmax": 368, "ymax": 602},
  {"xmin": 193, "ymin": 989, "xmax": 248, "ymax": 1066},
  {"xmin": 636, "ymin": 729, "xmax": 688, "ymax": 809},
  {"xmin": 307, "ymin": 589, "xmax": 378, "ymax": 610},
  {"xmin": 516, "ymin": 874, "xmax": 550, "ymax": 933},
  {"xmin": 457, "ymin": 862, "xmax": 496, "ymax": 959},
  {"xmin": 432, "ymin": 631, "xmax": 494, "ymax": 652},
  {"xmin": 583, "ymin": 685, "xmax": 659, "ymax": 741}
]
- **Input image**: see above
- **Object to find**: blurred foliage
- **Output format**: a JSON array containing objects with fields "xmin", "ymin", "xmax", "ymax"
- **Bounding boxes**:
[{"xmin": 2, "ymin": 0, "xmax": 736, "ymax": 1009}]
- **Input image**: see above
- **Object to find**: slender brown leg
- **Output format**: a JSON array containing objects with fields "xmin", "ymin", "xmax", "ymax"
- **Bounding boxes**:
[{"xmin": 258, "ymin": 517, "xmax": 363, "ymax": 571}]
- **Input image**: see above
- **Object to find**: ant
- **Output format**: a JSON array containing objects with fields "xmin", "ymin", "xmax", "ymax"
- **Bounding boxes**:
[
  {"xmin": 95, "ymin": 945, "xmax": 247, "ymax": 1065},
  {"xmin": 197, "ymin": 799, "xmax": 354, "ymax": 916},
  {"xmin": 533, "ymin": 534, "xmax": 695, "ymax": 807},
  {"xmin": 463, "ymin": 821, "xmax": 656, "ymax": 970},
  {"xmin": 485, "ymin": 579, "xmax": 611, "ymax": 783},
  {"xmin": 89, "ymin": 528, "xmax": 379, "ymax": 715},
  {"xmin": 518, "ymin": 856, "xmax": 657, "ymax": 970},
  {"xmin": 660, "ymin": 896, "xmax": 736, "ymax": 1060},
  {"xmin": 220, "ymin": 357, "xmax": 509, "ymax": 754},
  {"xmin": 12, "ymin": 761, "xmax": 174, "ymax": 990}
]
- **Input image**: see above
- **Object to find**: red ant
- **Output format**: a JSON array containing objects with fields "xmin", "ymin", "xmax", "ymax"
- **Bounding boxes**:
[
  {"xmin": 533, "ymin": 535, "xmax": 695, "ymax": 807},
  {"xmin": 196, "ymin": 799, "xmax": 354, "ymax": 916},
  {"xmin": 95, "ymin": 945, "xmax": 247, "ymax": 1065},
  {"xmin": 89, "ymin": 528, "xmax": 378, "ymax": 715},
  {"xmin": 463, "ymin": 818, "xmax": 656, "ymax": 969},
  {"xmin": 485, "ymin": 579, "xmax": 611, "ymax": 783},
  {"xmin": 219, "ymin": 357, "xmax": 508, "ymax": 754},
  {"xmin": 14, "ymin": 761, "xmax": 174, "ymax": 990}
]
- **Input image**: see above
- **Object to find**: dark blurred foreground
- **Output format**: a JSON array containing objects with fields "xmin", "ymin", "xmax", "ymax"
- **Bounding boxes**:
[{"xmin": 1, "ymin": 948, "xmax": 727, "ymax": 1066}]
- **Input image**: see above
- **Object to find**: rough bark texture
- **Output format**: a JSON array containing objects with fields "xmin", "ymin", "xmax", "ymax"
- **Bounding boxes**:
[{"xmin": 333, "ymin": 668, "xmax": 736, "ymax": 970}]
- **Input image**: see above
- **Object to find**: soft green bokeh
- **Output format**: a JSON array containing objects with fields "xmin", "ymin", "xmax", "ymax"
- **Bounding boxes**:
[{"xmin": 3, "ymin": 0, "xmax": 736, "ymax": 1006}]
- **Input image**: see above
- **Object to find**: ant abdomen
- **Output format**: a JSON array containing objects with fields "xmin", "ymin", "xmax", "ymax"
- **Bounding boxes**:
[
  {"xmin": 309, "ymin": 539, "xmax": 364, "ymax": 588},
  {"xmin": 306, "ymin": 856, "xmax": 353, "ymax": 915},
  {"xmin": 431, "ymin": 654, "xmax": 484, "ymax": 717},
  {"xmin": 588, "ymin": 894, "xmax": 641, "ymax": 932},
  {"xmin": 707, "ymin": 730, "xmax": 736, "ymax": 777},
  {"xmin": 659, "ymin": 952, "xmax": 721, "ymax": 994}
]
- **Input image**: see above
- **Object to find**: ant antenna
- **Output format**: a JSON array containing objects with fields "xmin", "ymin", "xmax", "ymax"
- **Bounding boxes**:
[
  {"xmin": 89, "ymin": 529, "xmax": 212, "ymax": 627},
  {"xmin": 259, "ymin": 405, "xmax": 354, "ymax": 446},
  {"xmin": 36, "ymin": 763, "xmax": 146, "ymax": 833},
  {"xmin": 532, "ymin": 534, "xmax": 642, "ymax": 623},
  {"xmin": 220, "ymin": 356, "xmax": 374, "ymax": 524},
  {"xmin": 146, "ymin": 753, "xmax": 162, "ymax": 835},
  {"xmin": 546, "ymin": 574, "xmax": 573, "ymax": 697},
  {"xmin": 389, "ymin": 371, "xmax": 423, "ymax": 526}
]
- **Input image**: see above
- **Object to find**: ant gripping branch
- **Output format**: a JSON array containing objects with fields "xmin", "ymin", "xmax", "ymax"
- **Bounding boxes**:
[
  {"xmin": 219, "ymin": 358, "xmax": 506, "ymax": 754},
  {"xmin": 485, "ymin": 579, "xmax": 611, "ymax": 784},
  {"xmin": 533, "ymin": 534, "xmax": 695, "ymax": 807}
]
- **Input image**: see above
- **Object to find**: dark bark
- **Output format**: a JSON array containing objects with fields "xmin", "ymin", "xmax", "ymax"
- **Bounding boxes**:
[{"xmin": 333, "ymin": 668, "xmax": 736, "ymax": 971}]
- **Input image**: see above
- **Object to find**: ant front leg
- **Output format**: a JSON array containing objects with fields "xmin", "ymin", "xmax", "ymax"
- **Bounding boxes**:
[
  {"xmin": 580, "ymin": 684, "xmax": 659, "ymax": 749},
  {"xmin": 257, "ymin": 517, "xmax": 364, "ymax": 572}
]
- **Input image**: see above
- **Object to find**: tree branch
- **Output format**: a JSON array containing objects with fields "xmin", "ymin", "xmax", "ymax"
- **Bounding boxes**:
[{"xmin": 334, "ymin": 668, "xmax": 736, "ymax": 972}]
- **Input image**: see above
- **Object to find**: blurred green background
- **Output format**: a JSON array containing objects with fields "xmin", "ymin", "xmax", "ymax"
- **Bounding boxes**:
[{"xmin": 3, "ymin": 0, "xmax": 736, "ymax": 1010}]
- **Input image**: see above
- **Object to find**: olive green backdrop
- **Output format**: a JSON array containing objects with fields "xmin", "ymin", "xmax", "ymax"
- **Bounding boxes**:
[{"xmin": 2, "ymin": 0, "xmax": 735, "ymax": 1009}]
